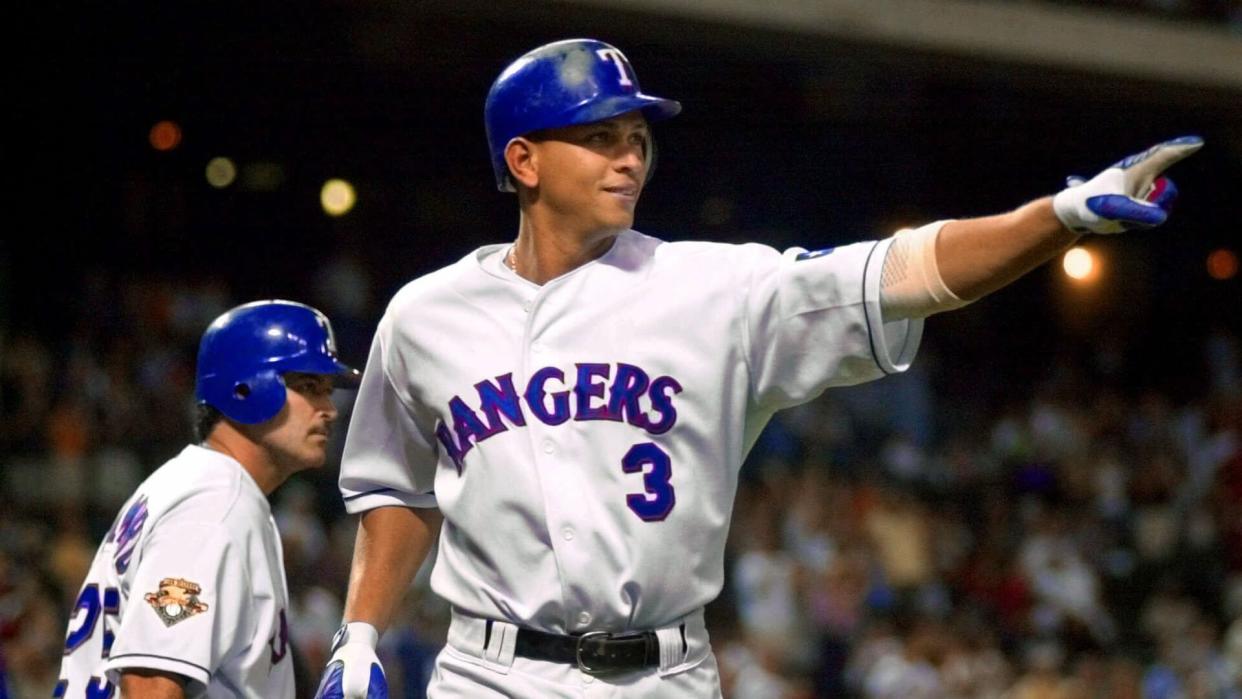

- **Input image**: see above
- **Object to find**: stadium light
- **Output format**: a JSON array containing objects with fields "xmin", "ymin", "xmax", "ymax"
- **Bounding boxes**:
[
  {"xmin": 149, "ymin": 120, "xmax": 182, "ymax": 152},
  {"xmin": 321, "ymin": 179, "xmax": 357, "ymax": 217},
  {"xmin": 1207, "ymin": 248, "xmax": 1238, "ymax": 281},
  {"xmin": 1062, "ymin": 246, "xmax": 1097, "ymax": 282},
  {"xmin": 205, "ymin": 157, "xmax": 237, "ymax": 188}
]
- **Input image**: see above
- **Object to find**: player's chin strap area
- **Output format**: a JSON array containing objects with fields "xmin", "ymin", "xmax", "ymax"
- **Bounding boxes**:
[{"xmin": 446, "ymin": 608, "xmax": 709, "ymax": 677}]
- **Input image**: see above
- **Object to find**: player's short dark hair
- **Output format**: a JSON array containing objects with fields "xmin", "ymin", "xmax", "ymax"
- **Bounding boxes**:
[{"xmin": 194, "ymin": 404, "xmax": 224, "ymax": 443}]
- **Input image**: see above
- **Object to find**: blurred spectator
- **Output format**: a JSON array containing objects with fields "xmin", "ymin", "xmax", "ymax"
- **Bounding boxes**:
[
  {"xmin": 733, "ymin": 483, "xmax": 815, "ymax": 672},
  {"xmin": 859, "ymin": 616, "xmax": 948, "ymax": 699}
]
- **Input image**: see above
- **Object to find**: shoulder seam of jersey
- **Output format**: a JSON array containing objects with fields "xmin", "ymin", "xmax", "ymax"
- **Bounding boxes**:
[
  {"xmin": 375, "ymin": 319, "xmax": 423, "ymax": 418},
  {"xmin": 738, "ymin": 245, "xmax": 761, "ymax": 402}
]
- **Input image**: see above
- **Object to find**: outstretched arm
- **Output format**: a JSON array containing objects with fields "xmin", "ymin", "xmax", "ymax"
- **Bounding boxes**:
[
  {"xmin": 881, "ymin": 136, "xmax": 1202, "ymax": 319},
  {"xmin": 936, "ymin": 196, "xmax": 1078, "ymax": 301}
]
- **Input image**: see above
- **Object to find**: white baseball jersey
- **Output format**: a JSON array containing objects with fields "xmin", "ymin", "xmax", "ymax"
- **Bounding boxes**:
[
  {"xmin": 56, "ymin": 445, "xmax": 294, "ymax": 699},
  {"xmin": 340, "ymin": 229, "xmax": 920, "ymax": 635}
]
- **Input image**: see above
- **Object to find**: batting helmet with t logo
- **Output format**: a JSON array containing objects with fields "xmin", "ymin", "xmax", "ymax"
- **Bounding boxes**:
[
  {"xmin": 195, "ymin": 300, "xmax": 360, "ymax": 424},
  {"xmin": 484, "ymin": 38, "xmax": 682, "ymax": 192}
]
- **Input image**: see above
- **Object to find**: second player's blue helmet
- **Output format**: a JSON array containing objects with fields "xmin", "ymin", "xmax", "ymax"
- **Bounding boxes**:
[
  {"xmin": 484, "ymin": 38, "xmax": 682, "ymax": 192},
  {"xmin": 195, "ymin": 300, "xmax": 360, "ymax": 425}
]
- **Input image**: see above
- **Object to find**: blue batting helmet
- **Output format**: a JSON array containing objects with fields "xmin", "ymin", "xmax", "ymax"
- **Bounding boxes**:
[
  {"xmin": 195, "ymin": 300, "xmax": 360, "ymax": 425},
  {"xmin": 484, "ymin": 38, "xmax": 682, "ymax": 192}
]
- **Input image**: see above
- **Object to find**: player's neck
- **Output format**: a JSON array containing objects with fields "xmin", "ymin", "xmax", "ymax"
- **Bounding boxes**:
[
  {"xmin": 511, "ymin": 214, "xmax": 618, "ymax": 285},
  {"xmin": 202, "ymin": 426, "xmax": 284, "ymax": 495}
]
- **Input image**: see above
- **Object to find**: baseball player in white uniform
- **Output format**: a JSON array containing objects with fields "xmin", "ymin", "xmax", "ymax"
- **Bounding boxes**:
[
  {"xmin": 56, "ymin": 300, "xmax": 359, "ymax": 699},
  {"xmin": 313, "ymin": 39, "xmax": 1201, "ymax": 699}
]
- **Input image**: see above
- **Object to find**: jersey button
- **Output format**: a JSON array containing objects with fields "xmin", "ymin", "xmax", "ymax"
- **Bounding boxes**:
[
  {"xmin": 561, "ymin": 526, "xmax": 575, "ymax": 541},
  {"xmin": 577, "ymin": 611, "xmax": 592, "ymax": 626},
  {"xmin": 542, "ymin": 440, "xmax": 555, "ymax": 454},
  {"xmin": 522, "ymin": 300, "xmax": 532, "ymax": 313}
]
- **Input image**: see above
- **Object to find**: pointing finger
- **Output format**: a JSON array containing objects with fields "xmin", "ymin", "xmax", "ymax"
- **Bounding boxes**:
[{"xmin": 1126, "ymin": 135, "xmax": 1203, "ymax": 180}]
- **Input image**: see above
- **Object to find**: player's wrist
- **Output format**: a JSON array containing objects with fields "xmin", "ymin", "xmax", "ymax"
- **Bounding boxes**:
[
  {"xmin": 331, "ymin": 621, "xmax": 380, "ymax": 653},
  {"xmin": 1052, "ymin": 186, "xmax": 1095, "ymax": 235}
]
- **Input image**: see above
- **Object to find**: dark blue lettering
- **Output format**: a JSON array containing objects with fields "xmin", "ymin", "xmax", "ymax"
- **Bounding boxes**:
[
  {"xmin": 102, "ymin": 587, "xmax": 119, "ymax": 658},
  {"xmin": 112, "ymin": 496, "xmax": 148, "ymax": 575},
  {"xmin": 435, "ymin": 420, "xmax": 468, "ymax": 474},
  {"xmin": 644, "ymin": 376, "xmax": 683, "ymax": 435},
  {"xmin": 65, "ymin": 584, "xmax": 102, "ymax": 654},
  {"xmin": 475, "ymin": 373, "xmax": 526, "ymax": 440},
  {"xmin": 525, "ymin": 367, "xmax": 571, "ymax": 425},
  {"xmin": 449, "ymin": 396, "xmax": 490, "ymax": 451},
  {"xmin": 574, "ymin": 363, "xmax": 613, "ymax": 421},
  {"xmin": 86, "ymin": 677, "xmax": 114, "ymax": 699},
  {"xmin": 622, "ymin": 442, "xmax": 676, "ymax": 521},
  {"xmin": 609, "ymin": 363, "xmax": 650, "ymax": 425}
]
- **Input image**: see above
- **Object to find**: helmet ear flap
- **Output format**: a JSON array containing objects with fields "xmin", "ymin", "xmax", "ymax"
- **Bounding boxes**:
[
  {"xmin": 221, "ymin": 369, "xmax": 286, "ymax": 425},
  {"xmin": 645, "ymin": 135, "xmax": 659, "ymax": 187}
]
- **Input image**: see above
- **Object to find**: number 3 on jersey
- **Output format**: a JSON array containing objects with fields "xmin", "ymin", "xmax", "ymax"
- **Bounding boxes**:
[{"xmin": 622, "ymin": 442, "xmax": 675, "ymax": 521}]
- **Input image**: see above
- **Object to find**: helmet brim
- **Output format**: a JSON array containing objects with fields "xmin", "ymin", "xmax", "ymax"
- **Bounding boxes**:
[
  {"xmin": 330, "ymin": 364, "xmax": 363, "ymax": 389},
  {"xmin": 280, "ymin": 353, "xmax": 362, "ymax": 389},
  {"xmin": 496, "ymin": 93, "xmax": 683, "ymax": 192},
  {"xmin": 562, "ymin": 93, "xmax": 682, "ymax": 131}
]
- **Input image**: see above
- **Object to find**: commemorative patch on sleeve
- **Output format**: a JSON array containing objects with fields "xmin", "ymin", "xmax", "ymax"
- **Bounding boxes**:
[{"xmin": 144, "ymin": 577, "xmax": 209, "ymax": 627}]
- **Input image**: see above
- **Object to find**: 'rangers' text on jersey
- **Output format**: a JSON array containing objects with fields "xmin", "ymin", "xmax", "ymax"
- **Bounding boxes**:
[{"xmin": 339, "ymin": 228, "xmax": 921, "ymax": 649}]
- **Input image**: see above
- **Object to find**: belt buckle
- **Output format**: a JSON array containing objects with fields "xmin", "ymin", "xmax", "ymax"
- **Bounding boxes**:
[{"xmin": 574, "ymin": 630, "xmax": 612, "ymax": 676}]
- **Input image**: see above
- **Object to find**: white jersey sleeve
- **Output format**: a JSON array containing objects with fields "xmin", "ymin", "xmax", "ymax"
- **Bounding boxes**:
[
  {"xmin": 338, "ymin": 311, "xmax": 441, "ymax": 512},
  {"xmin": 741, "ymin": 237, "xmax": 921, "ymax": 411},
  {"xmin": 58, "ymin": 446, "xmax": 294, "ymax": 699},
  {"xmin": 102, "ymin": 521, "xmax": 248, "ymax": 690}
]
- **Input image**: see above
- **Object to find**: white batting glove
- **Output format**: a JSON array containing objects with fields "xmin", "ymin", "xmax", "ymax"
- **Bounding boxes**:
[
  {"xmin": 313, "ymin": 622, "xmax": 388, "ymax": 699},
  {"xmin": 1052, "ymin": 135, "xmax": 1202, "ymax": 234}
]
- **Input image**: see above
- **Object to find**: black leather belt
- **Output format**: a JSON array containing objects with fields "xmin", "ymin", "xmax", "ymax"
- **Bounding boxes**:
[{"xmin": 496, "ymin": 621, "xmax": 679, "ymax": 675}]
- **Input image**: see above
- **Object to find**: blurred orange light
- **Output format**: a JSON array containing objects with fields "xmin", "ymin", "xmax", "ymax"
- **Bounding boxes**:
[
  {"xmin": 1207, "ymin": 248, "xmax": 1238, "ymax": 281},
  {"xmin": 1062, "ymin": 247, "xmax": 1096, "ymax": 281},
  {"xmin": 149, "ymin": 120, "xmax": 182, "ymax": 151}
]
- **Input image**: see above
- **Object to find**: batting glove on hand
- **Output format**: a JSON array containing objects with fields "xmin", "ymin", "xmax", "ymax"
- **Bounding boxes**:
[
  {"xmin": 313, "ymin": 622, "xmax": 388, "ymax": 699},
  {"xmin": 1052, "ymin": 135, "xmax": 1202, "ymax": 234}
]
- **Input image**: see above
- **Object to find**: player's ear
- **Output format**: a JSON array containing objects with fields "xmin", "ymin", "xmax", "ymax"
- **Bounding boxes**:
[{"xmin": 505, "ymin": 138, "xmax": 539, "ymax": 189}]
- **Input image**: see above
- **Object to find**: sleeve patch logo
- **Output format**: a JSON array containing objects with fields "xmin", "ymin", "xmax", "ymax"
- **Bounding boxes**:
[
  {"xmin": 796, "ymin": 247, "xmax": 836, "ymax": 261},
  {"xmin": 144, "ymin": 578, "xmax": 209, "ymax": 627}
]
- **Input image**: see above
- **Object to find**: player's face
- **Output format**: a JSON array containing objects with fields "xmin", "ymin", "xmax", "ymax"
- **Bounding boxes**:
[
  {"xmin": 528, "ymin": 111, "xmax": 650, "ymax": 235},
  {"xmin": 255, "ymin": 372, "xmax": 338, "ymax": 474}
]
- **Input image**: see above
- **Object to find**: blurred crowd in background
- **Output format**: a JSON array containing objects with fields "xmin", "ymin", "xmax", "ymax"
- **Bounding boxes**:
[{"xmin": 1, "ymin": 257, "xmax": 1239, "ymax": 699}]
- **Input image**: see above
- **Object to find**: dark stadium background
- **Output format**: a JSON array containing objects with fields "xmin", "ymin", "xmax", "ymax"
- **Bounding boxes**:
[{"xmin": 6, "ymin": 1, "xmax": 1241, "ymax": 697}]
